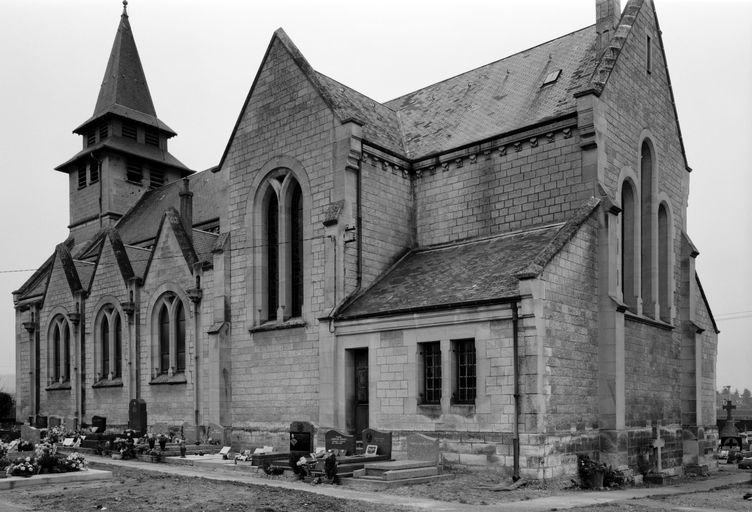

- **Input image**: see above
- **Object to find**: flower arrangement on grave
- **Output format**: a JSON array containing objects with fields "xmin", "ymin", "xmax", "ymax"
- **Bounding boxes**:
[
  {"xmin": 6, "ymin": 457, "xmax": 38, "ymax": 477},
  {"xmin": 147, "ymin": 448, "xmax": 162, "ymax": 462},
  {"xmin": 17, "ymin": 440, "xmax": 34, "ymax": 452},
  {"xmin": 323, "ymin": 450, "xmax": 338, "ymax": 484},
  {"xmin": 44, "ymin": 425, "xmax": 67, "ymax": 444},
  {"xmin": 34, "ymin": 441, "xmax": 57, "ymax": 473},
  {"xmin": 59, "ymin": 453, "xmax": 87, "ymax": 472},
  {"xmin": 157, "ymin": 434, "xmax": 168, "ymax": 451},
  {"xmin": 577, "ymin": 454, "xmax": 607, "ymax": 489}
]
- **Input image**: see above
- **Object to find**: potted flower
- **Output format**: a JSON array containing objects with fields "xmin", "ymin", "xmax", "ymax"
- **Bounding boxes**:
[
  {"xmin": 147, "ymin": 448, "xmax": 161, "ymax": 463},
  {"xmin": 7, "ymin": 457, "xmax": 38, "ymax": 477},
  {"xmin": 147, "ymin": 433, "xmax": 156, "ymax": 450},
  {"xmin": 177, "ymin": 437, "xmax": 187, "ymax": 458},
  {"xmin": 578, "ymin": 454, "xmax": 607, "ymax": 489},
  {"xmin": 157, "ymin": 434, "xmax": 168, "ymax": 451}
]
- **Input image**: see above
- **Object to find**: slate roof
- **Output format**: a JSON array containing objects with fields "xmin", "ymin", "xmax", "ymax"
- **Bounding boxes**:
[
  {"xmin": 385, "ymin": 26, "xmax": 598, "ymax": 159},
  {"xmin": 338, "ymin": 198, "xmax": 600, "ymax": 320},
  {"xmin": 115, "ymin": 168, "xmax": 224, "ymax": 246},
  {"xmin": 74, "ymin": 7, "xmax": 174, "ymax": 136},
  {"xmin": 315, "ymin": 73, "xmax": 405, "ymax": 155},
  {"xmin": 55, "ymin": 136, "xmax": 189, "ymax": 173}
]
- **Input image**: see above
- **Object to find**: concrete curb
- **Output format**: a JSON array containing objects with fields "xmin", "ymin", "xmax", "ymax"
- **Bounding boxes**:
[{"xmin": 0, "ymin": 469, "xmax": 112, "ymax": 491}]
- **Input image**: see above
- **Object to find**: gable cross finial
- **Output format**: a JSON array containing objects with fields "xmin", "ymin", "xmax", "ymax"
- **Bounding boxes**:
[{"xmin": 122, "ymin": 0, "xmax": 128, "ymax": 16}]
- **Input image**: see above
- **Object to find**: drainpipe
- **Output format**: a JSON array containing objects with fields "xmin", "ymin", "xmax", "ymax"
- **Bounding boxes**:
[
  {"xmin": 187, "ymin": 269, "xmax": 203, "ymax": 442},
  {"xmin": 356, "ymin": 160, "xmax": 362, "ymax": 289},
  {"xmin": 512, "ymin": 300, "xmax": 521, "ymax": 481}
]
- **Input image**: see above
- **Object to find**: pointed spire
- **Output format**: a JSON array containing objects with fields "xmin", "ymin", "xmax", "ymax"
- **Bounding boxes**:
[{"xmin": 93, "ymin": 2, "xmax": 156, "ymax": 120}]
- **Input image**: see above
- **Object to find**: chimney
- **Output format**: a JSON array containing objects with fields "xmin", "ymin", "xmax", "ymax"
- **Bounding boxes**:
[
  {"xmin": 596, "ymin": 0, "xmax": 621, "ymax": 53},
  {"xmin": 179, "ymin": 178, "xmax": 193, "ymax": 245}
]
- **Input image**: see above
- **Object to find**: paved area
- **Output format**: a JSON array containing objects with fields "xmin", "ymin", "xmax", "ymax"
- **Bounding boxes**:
[{"xmin": 80, "ymin": 454, "xmax": 752, "ymax": 512}]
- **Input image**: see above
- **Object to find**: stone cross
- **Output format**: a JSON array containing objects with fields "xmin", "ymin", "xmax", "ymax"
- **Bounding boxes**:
[
  {"xmin": 723, "ymin": 400, "xmax": 737, "ymax": 421},
  {"xmin": 652, "ymin": 428, "xmax": 665, "ymax": 473}
]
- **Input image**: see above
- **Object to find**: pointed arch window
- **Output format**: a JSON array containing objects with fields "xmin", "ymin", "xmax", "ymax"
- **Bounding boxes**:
[
  {"xmin": 48, "ymin": 316, "xmax": 71, "ymax": 385},
  {"xmin": 621, "ymin": 179, "xmax": 638, "ymax": 311},
  {"xmin": 256, "ymin": 171, "xmax": 306, "ymax": 325},
  {"xmin": 96, "ymin": 305, "xmax": 123, "ymax": 383},
  {"xmin": 658, "ymin": 203, "xmax": 672, "ymax": 323},
  {"xmin": 640, "ymin": 141, "xmax": 656, "ymax": 317},
  {"xmin": 152, "ymin": 293, "xmax": 188, "ymax": 378}
]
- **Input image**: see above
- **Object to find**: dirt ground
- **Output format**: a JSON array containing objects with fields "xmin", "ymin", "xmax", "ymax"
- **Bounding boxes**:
[{"xmin": 0, "ymin": 463, "xmax": 749, "ymax": 512}]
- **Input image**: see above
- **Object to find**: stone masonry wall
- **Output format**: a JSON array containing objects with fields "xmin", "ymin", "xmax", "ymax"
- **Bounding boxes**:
[
  {"xmin": 15, "ymin": 309, "xmax": 31, "ymax": 421},
  {"xmin": 83, "ymin": 238, "xmax": 131, "ymax": 426},
  {"xmin": 37, "ymin": 256, "xmax": 76, "ymax": 420},
  {"xmin": 357, "ymin": 155, "xmax": 414, "ymax": 290},
  {"xmin": 539, "ymin": 215, "xmax": 600, "ymax": 432},
  {"xmin": 414, "ymin": 129, "xmax": 589, "ymax": 247},
  {"xmin": 223, "ymin": 36, "xmax": 335, "ymax": 429},
  {"xmin": 694, "ymin": 279, "xmax": 717, "ymax": 427}
]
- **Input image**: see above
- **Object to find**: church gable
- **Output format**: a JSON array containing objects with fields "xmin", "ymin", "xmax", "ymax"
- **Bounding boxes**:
[
  {"xmin": 87, "ymin": 231, "xmax": 134, "ymax": 295},
  {"xmin": 42, "ymin": 245, "xmax": 82, "ymax": 310},
  {"xmin": 596, "ymin": 0, "xmax": 690, "ymax": 197},
  {"xmin": 142, "ymin": 208, "xmax": 197, "ymax": 287},
  {"xmin": 218, "ymin": 30, "xmax": 337, "ymax": 172}
]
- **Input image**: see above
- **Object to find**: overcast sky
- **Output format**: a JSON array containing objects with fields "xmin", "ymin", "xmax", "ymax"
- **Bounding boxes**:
[{"xmin": 1, "ymin": 0, "xmax": 750, "ymax": 392}]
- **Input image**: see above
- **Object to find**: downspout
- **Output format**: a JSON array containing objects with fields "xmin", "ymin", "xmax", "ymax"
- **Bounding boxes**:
[
  {"xmin": 356, "ymin": 160, "xmax": 362, "ymax": 289},
  {"xmin": 512, "ymin": 300, "xmax": 521, "ymax": 481},
  {"xmin": 188, "ymin": 270, "xmax": 203, "ymax": 441}
]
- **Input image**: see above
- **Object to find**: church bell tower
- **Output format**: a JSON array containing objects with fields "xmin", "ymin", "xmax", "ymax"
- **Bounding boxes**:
[{"xmin": 55, "ymin": 1, "xmax": 191, "ymax": 244}]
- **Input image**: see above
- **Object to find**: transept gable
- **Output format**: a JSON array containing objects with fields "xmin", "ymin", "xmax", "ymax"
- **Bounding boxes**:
[
  {"xmin": 88, "ymin": 229, "xmax": 136, "ymax": 291},
  {"xmin": 217, "ymin": 29, "xmax": 347, "ymax": 171},
  {"xmin": 581, "ymin": 0, "xmax": 690, "ymax": 171}
]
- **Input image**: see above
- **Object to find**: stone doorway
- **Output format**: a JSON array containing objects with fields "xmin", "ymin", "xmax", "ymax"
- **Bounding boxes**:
[{"xmin": 346, "ymin": 348, "xmax": 369, "ymax": 438}]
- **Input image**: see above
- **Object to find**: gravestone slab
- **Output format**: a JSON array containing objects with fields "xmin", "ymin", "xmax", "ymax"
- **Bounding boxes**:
[
  {"xmin": 128, "ymin": 399, "xmax": 147, "ymax": 435},
  {"xmin": 182, "ymin": 422, "xmax": 198, "ymax": 443},
  {"xmin": 35, "ymin": 416, "xmax": 47, "ymax": 429},
  {"xmin": 48, "ymin": 416, "xmax": 61, "ymax": 428},
  {"xmin": 63, "ymin": 417, "xmax": 77, "ymax": 433},
  {"xmin": 289, "ymin": 421, "xmax": 314, "ymax": 453},
  {"xmin": 21, "ymin": 425, "xmax": 41, "ymax": 445},
  {"xmin": 151, "ymin": 422, "xmax": 170, "ymax": 436},
  {"xmin": 362, "ymin": 428, "xmax": 392, "ymax": 458},
  {"xmin": 406, "ymin": 433, "xmax": 440, "ymax": 465},
  {"xmin": 325, "ymin": 430, "xmax": 355, "ymax": 456},
  {"xmin": 91, "ymin": 416, "xmax": 106, "ymax": 432}
]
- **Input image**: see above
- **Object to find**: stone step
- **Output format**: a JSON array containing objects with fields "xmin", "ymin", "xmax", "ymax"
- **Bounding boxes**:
[
  {"xmin": 342, "ymin": 472, "xmax": 453, "ymax": 489},
  {"xmin": 372, "ymin": 466, "xmax": 439, "ymax": 481},
  {"xmin": 362, "ymin": 459, "xmax": 436, "ymax": 476}
]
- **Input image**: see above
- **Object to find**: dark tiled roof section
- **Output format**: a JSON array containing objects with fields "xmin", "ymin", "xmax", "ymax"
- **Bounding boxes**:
[
  {"xmin": 385, "ymin": 26, "xmax": 598, "ymax": 159},
  {"xmin": 115, "ymin": 168, "xmax": 224, "ymax": 246},
  {"xmin": 74, "ymin": 261, "xmax": 96, "ymax": 291},
  {"xmin": 315, "ymin": 73, "xmax": 405, "ymax": 155},
  {"xmin": 74, "ymin": 10, "xmax": 175, "ymax": 137},
  {"xmin": 75, "ymin": 106, "xmax": 176, "ymax": 137},
  {"xmin": 125, "ymin": 245, "xmax": 150, "ymax": 279},
  {"xmin": 192, "ymin": 230, "xmax": 219, "ymax": 263},
  {"xmin": 339, "ymin": 225, "xmax": 561, "ymax": 319},
  {"xmin": 339, "ymin": 198, "xmax": 600, "ymax": 320},
  {"xmin": 56, "ymin": 136, "xmax": 189, "ymax": 173}
]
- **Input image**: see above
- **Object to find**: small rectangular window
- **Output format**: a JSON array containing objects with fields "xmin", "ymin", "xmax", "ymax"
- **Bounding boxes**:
[
  {"xmin": 145, "ymin": 130, "xmax": 159, "ymax": 147},
  {"xmin": 541, "ymin": 69, "xmax": 561, "ymax": 87},
  {"xmin": 420, "ymin": 342, "xmax": 442, "ymax": 404},
  {"xmin": 99, "ymin": 124, "xmax": 109, "ymax": 140},
  {"xmin": 89, "ymin": 161, "xmax": 99, "ymax": 184},
  {"xmin": 149, "ymin": 166, "xmax": 165, "ymax": 189},
  {"xmin": 126, "ymin": 161, "xmax": 143, "ymax": 184},
  {"xmin": 87, "ymin": 131, "xmax": 96, "ymax": 146},
  {"xmin": 122, "ymin": 123, "xmax": 137, "ymax": 140},
  {"xmin": 453, "ymin": 339, "xmax": 476, "ymax": 404},
  {"xmin": 77, "ymin": 166, "xmax": 87, "ymax": 189},
  {"xmin": 646, "ymin": 35, "xmax": 652, "ymax": 74}
]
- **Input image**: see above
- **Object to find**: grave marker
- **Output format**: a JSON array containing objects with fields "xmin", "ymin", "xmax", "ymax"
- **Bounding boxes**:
[
  {"xmin": 652, "ymin": 428, "xmax": 665, "ymax": 473},
  {"xmin": 406, "ymin": 432, "xmax": 440, "ymax": 465},
  {"xmin": 325, "ymin": 430, "xmax": 355, "ymax": 456},
  {"xmin": 128, "ymin": 399, "xmax": 147, "ymax": 435},
  {"xmin": 361, "ymin": 428, "xmax": 392, "ymax": 458}
]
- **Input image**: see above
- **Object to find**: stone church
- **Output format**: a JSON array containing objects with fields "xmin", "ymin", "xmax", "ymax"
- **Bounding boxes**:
[{"xmin": 14, "ymin": 0, "xmax": 718, "ymax": 479}]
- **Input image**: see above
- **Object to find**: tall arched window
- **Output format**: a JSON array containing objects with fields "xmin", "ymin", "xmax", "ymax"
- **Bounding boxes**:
[
  {"xmin": 176, "ymin": 301, "xmax": 186, "ymax": 373},
  {"xmin": 640, "ymin": 141, "xmax": 655, "ymax": 317},
  {"xmin": 621, "ymin": 180, "xmax": 638, "ymax": 310},
  {"xmin": 265, "ymin": 191, "xmax": 279, "ymax": 322},
  {"xmin": 256, "ymin": 170, "xmax": 306, "ymax": 324},
  {"xmin": 97, "ymin": 305, "xmax": 123, "ymax": 381},
  {"xmin": 159, "ymin": 303, "xmax": 170, "ymax": 374},
  {"xmin": 101, "ymin": 314, "xmax": 110, "ymax": 379},
  {"xmin": 658, "ymin": 203, "xmax": 671, "ymax": 323},
  {"xmin": 289, "ymin": 182, "xmax": 303, "ymax": 317},
  {"xmin": 153, "ymin": 293, "xmax": 188, "ymax": 377},
  {"xmin": 49, "ymin": 316, "xmax": 71, "ymax": 384}
]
